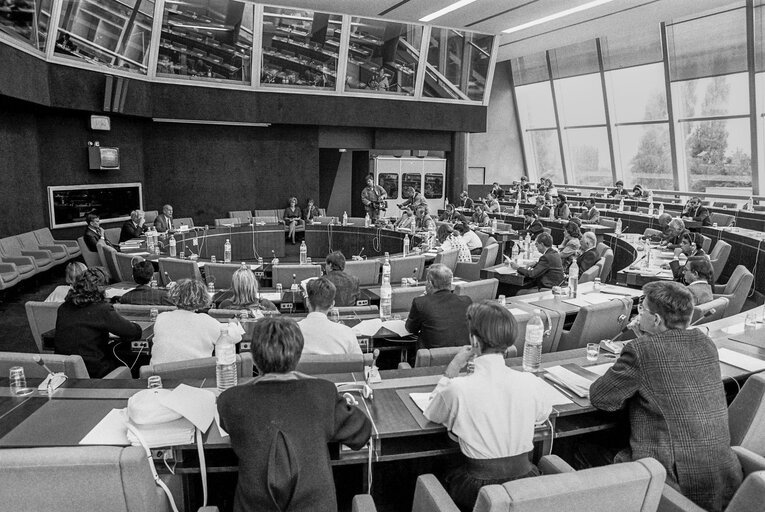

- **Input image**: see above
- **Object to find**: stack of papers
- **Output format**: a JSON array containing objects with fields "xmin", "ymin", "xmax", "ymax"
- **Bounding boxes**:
[
  {"xmin": 126, "ymin": 417, "xmax": 196, "ymax": 448},
  {"xmin": 544, "ymin": 366, "xmax": 593, "ymax": 398},
  {"xmin": 381, "ymin": 319, "xmax": 410, "ymax": 336}
]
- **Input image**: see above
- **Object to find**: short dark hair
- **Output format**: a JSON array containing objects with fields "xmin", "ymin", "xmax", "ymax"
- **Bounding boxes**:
[
  {"xmin": 557, "ymin": 193, "xmax": 567, "ymax": 204},
  {"xmin": 85, "ymin": 213, "xmax": 100, "ymax": 224},
  {"xmin": 466, "ymin": 301, "xmax": 516, "ymax": 353},
  {"xmin": 306, "ymin": 277, "xmax": 336, "ymax": 311},
  {"xmin": 535, "ymin": 232, "xmax": 553, "ymax": 248},
  {"xmin": 523, "ymin": 208, "xmax": 536, "ymax": 218},
  {"xmin": 251, "ymin": 316, "xmax": 304, "ymax": 374},
  {"xmin": 326, "ymin": 251, "xmax": 346, "ymax": 271},
  {"xmin": 615, "ymin": 180, "xmax": 624, "ymax": 187},
  {"xmin": 680, "ymin": 231, "xmax": 704, "ymax": 249},
  {"xmin": 453, "ymin": 222, "xmax": 468, "ymax": 235},
  {"xmin": 132, "ymin": 260, "xmax": 155, "ymax": 285},
  {"xmin": 686, "ymin": 256, "xmax": 714, "ymax": 285},
  {"xmin": 565, "ymin": 221, "xmax": 582, "ymax": 238},
  {"xmin": 642, "ymin": 281, "xmax": 694, "ymax": 329},
  {"xmin": 586, "ymin": 198, "xmax": 596, "ymax": 205}
]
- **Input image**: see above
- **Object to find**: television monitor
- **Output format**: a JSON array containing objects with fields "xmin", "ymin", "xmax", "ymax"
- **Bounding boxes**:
[{"xmin": 88, "ymin": 146, "xmax": 120, "ymax": 170}]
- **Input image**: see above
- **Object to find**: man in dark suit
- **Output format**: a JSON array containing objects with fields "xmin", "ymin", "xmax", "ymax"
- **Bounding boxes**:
[
  {"xmin": 608, "ymin": 180, "xmax": 628, "ymax": 197},
  {"xmin": 324, "ymin": 251, "xmax": 360, "ymax": 307},
  {"xmin": 82, "ymin": 213, "xmax": 118, "ymax": 252},
  {"xmin": 682, "ymin": 196, "xmax": 712, "ymax": 226},
  {"xmin": 119, "ymin": 260, "xmax": 172, "ymax": 305},
  {"xmin": 576, "ymin": 232, "xmax": 599, "ymax": 276},
  {"xmin": 667, "ymin": 231, "xmax": 707, "ymax": 281},
  {"xmin": 519, "ymin": 209, "xmax": 544, "ymax": 239},
  {"xmin": 578, "ymin": 198, "xmax": 600, "ymax": 224},
  {"xmin": 406, "ymin": 264, "xmax": 472, "ymax": 350},
  {"xmin": 458, "ymin": 191, "xmax": 474, "ymax": 211},
  {"xmin": 509, "ymin": 232, "xmax": 564, "ymax": 291},
  {"xmin": 153, "ymin": 204, "xmax": 174, "ymax": 232},
  {"xmin": 119, "ymin": 210, "xmax": 148, "ymax": 243},
  {"xmin": 590, "ymin": 281, "xmax": 742, "ymax": 512},
  {"xmin": 490, "ymin": 182, "xmax": 505, "ymax": 200}
]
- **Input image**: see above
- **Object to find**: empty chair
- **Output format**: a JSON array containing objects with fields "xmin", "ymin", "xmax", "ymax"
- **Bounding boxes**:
[
  {"xmin": 204, "ymin": 262, "xmax": 242, "ymax": 290},
  {"xmin": 158, "ymin": 258, "xmax": 202, "ymax": 287},
  {"xmin": 214, "ymin": 218, "xmax": 238, "ymax": 227},
  {"xmin": 0, "ymin": 261, "xmax": 21, "ymax": 290},
  {"xmin": 114, "ymin": 252, "xmax": 145, "ymax": 285},
  {"xmin": 0, "ymin": 446, "xmax": 172, "ymax": 512},
  {"xmin": 0, "ymin": 351, "xmax": 129, "ymax": 379},
  {"xmin": 228, "ymin": 210, "xmax": 252, "ymax": 221},
  {"xmin": 97, "ymin": 244, "xmax": 124, "ymax": 283},
  {"xmin": 710, "ymin": 212, "xmax": 735, "ymax": 227},
  {"xmin": 709, "ymin": 240, "xmax": 732, "ymax": 283},
  {"xmin": 599, "ymin": 218, "xmax": 617, "ymax": 230},
  {"xmin": 454, "ymin": 243, "xmax": 499, "ymax": 281},
  {"xmin": 171, "ymin": 217, "xmax": 194, "ymax": 229},
  {"xmin": 271, "ymin": 264, "xmax": 322, "ymax": 288},
  {"xmin": 691, "ymin": 296, "xmax": 728, "ymax": 325},
  {"xmin": 555, "ymin": 297, "xmax": 632, "ymax": 352},
  {"xmin": 139, "ymin": 353, "xmax": 253, "ymax": 379},
  {"xmin": 103, "ymin": 228, "xmax": 121, "ymax": 246},
  {"xmin": 143, "ymin": 210, "xmax": 159, "ymax": 224},
  {"xmin": 713, "ymin": 265, "xmax": 754, "ymax": 317},
  {"xmin": 579, "ymin": 263, "xmax": 601, "ymax": 284},
  {"xmin": 343, "ymin": 259, "xmax": 381, "ymax": 286},
  {"xmin": 454, "ymin": 278, "xmax": 499, "ymax": 302},
  {"xmin": 254, "ymin": 209, "xmax": 279, "ymax": 219},
  {"xmin": 391, "ymin": 285, "xmax": 426, "ymax": 312},
  {"xmin": 25, "ymin": 301, "xmax": 62, "ymax": 352},
  {"xmin": 698, "ymin": 234, "xmax": 712, "ymax": 253},
  {"xmin": 296, "ymin": 352, "xmax": 373, "ymax": 374},
  {"xmin": 599, "ymin": 249, "xmax": 614, "ymax": 282},
  {"xmin": 474, "ymin": 230, "xmax": 490, "ymax": 246},
  {"xmin": 389, "ymin": 255, "xmax": 426, "ymax": 283},
  {"xmin": 16, "ymin": 231, "xmax": 68, "ymax": 264},
  {"xmin": 0, "ymin": 235, "xmax": 53, "ymax": 272},
  {"xmin": 77, "ymin": 237, "xmax": 102, "ymax": 268},
  {"xmin": 433, "ymin": 248, "xmax": 459, "ymax": 272},
  {"xmin": 33, "ymin": 228, "xmax": 81, "ymax": 259}
]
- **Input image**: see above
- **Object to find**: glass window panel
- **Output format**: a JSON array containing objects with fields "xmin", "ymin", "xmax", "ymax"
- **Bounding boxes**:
[
  {"xmin": 549, "ymin": 39, "xmax": 598, "ymax": 79},
  {"xmin": 157, "ymin": 0, "xmax": 253, "ymax": 83},
  {"xmin": 511, "ymin": 51, "xmax": 548, "ymax": 86},
  {"xmin": 601, "ymin": 28, "xmax": 663, "ymax": 71},
  {"xmin": 666, "ymin": 7, "xmax": 747, "ymax": 81},
  {"xmin": 515, "ymin": 82, "xmax": 556, "ymax": 129},
  {"xmin": 424, "ymin": 173, "xmax": 443, "ymax": 199},
  {"xmin": 526, "ymin": 130, "xmax": 564, "ymax": 185},
  {"xmin": 606, "ymin": 64, "xmax": 668, "ymax": 123},
  {"xmin": 564, "ymin": 127, "xmax": 613, "ymax": 186},
  {"xmin": 679, "ymin": 118, "xmax": 752, "ymax": 192},
  {"xmin": 55, "ymin": 0, "xmax": 154, "ymax": 73},
  {"xmin": 402, "ymin": 173, "xmax": 421, "ymax": 194},
  {"xmin": 0, "ymin": 0, "xmax": 52, "ymax": 50},
  {"xmin": 615, "ymin": 124, "xmax": 674, "ymax": 191},
  {"xmin": 344, "ymin": 17, "xmax": 421, "ymax": 96},
  {"xmin": 756, "ymin": 5, "xmax": 765, "ymax": 71},
  {"xmin": 260, "ymin": 7, "xmax": 341, "ymax": 89},
  {"xmin": 673, "ymin": 74, "xmax": 749, "ymax": 119},
  {"xmin": 378, "ymin": 173, "xmax": 399, "ymax": 199},
  {"xmin": 554, "ymin": 74, "xmax": 606, "ymax": 126},
  {"xmin": 423, "ymin": 27, "xmax": 493, "ymax": 101}
]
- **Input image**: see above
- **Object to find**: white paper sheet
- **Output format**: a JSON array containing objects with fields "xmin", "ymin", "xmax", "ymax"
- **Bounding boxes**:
[
  {"xmin": 580, "ymin": 294, "xmax": 615, "ymax": 305},
  {"xmin": 159, "ymin": 384, "xmax": 217, "ymax": 432},
  {"xmin": 535, "ymin": 378, "xmax": 574, "ymax": 406},
  {"xmin": 718, "ymin": 348, "xmax": 765, "ymax": 372},
  {"xmin": 79, "ymin": 408, "xmax": 129, "ymax": 445},
  {"xmin": 492, "ymin": 266, "xmax": 517, "ymax": 275},
  {"xmin": 214, "ymin": 410, "xmax": 229, "ymax": 438},
  {"xmin": 562, "ymin": 297, "xmax": 591, "ymax": 307},
  {"xmin": 382, "ymin": 319, "xmax": 410, "ymax": 337},
  {"xmin": 409, "ymin": 392, "xmax": 433, "ymax": 413},
  {"xmin": 544, "ymin": 366, "xmax": 592, "ymax": 398},
  {"xmin": 352, "ymin": 318, "xmax": 383, "ymax": 337},
  {"xmin": 260, "ymin": 292, "xmax": 282, "ymax": 301},
  {"xmin": 507, "ymin": 308, "xmax": 527, "ymax": 316},
  {"xmin": 584, "ymin": 363, "xmax": 614, "ymax": 377},
  {"xmin": 105, "ymin": 287, "xmax": 135, "ymax": 299}
]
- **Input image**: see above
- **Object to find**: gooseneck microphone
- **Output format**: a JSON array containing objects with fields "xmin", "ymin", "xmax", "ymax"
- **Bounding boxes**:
[
  {"xmin": 33, "ymin": 355, "xmax": 55, "ymax": 376},
  {"xmin": 690, "ymin": 309, "xmax": 716, "ymax": 326}
]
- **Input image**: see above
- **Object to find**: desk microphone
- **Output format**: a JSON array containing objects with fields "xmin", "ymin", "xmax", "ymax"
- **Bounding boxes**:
[
  {"xmin": 371, "ymin": 348, "xmax": 380, "ymax": 368},
  {"xmin": 690, "ymin": 309, "xmax": 716, "ymax": 326},
  {"xmin": 357, "ymin": 247, "xmax": 365, "ymax": 258},
  {"xmin": 33, "ymin": 355, "xmax": 55, "ymax": 376},
  {"xmin": 33, "ymin": 355, "xmax": 67, "ymax": 392}
]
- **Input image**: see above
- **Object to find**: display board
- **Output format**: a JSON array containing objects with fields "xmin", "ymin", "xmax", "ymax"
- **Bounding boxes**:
[{"xmin": 47, "ymin": 183, "xmax": 143, "ymax": 229}]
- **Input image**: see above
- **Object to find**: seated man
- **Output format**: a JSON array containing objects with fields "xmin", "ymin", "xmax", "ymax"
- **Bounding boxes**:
[
  {"xmin": 398, "ymin": 185, "xmax": 426, "ymax": 211},
  {"xmin": 324, "ymin": 251, "xmax": 360, "ymax": 307},
  {"xmin": 681, "ymin": 196, "xmax": 712, "ymax": 226},
  {"xmin": 119, "ymin": 209, "xmax": 148, "ymax": 243},
  {"xmin": 425, "ymin": 301, "xmax": 553, "ymax": 512},
  {"xmin": 483, "ymin": 193, "xmax": 500, "ymax": 213},
  {"xmin": 509, "ymin": 232, "xmax": 564, "ymax": 292},
  {"xmin": 458, "ymin": 191, "xmax": 474, "ymax": 210},
  {"xmin": 576, "ymin": 232, "xmax": 599, "ymax": 276},
  {"xmin": 590, "ymin": 281, "xmax": 742, "ymax": 512},
  {"xmin": 439, "ymin": 203, "xmax": 468, "ymax": 224},
  {"xmin": 667, "ymin": 231, "xmax": 706, "ymax": 281},
  {"xmin": 298, "ymin": 277, "xmax": 362, "ymax": 356},
  {"xmin": 119, "ymin": 260, "xmax": 172, "ymax": 305},
  {"xmin": 662, "ymin": 217, "xmax": 686, "ymax": 249},
  {"xmin": 415, "ymin": 205, "xmax": 437, "ymax": 231},
  {"xmin": 406, "ymin": 264, "xmax": 472, "ymax": 349},
  {"xmin": 470, "ymin": 204, "xmax": 489, "ymax": 227},
  {"xmin": 454, "ymin": 222, "xmax": 482, "ymax": 255},
  {"xmin": 608, "ymin": 180, "xmax": 628, "ymax": 197},
  {"xmin": 82, "ymin": 213, "xmax": 118, "ymax": 252},
  {"xmin": 519, "ymin": 209, "xmax": 544, "ymax": 239},
  {"xmin": 683, "ymin": 256, "xmax": 715, "ymax": 305},
  {"xmin": 642, "ymin": 213, "xmax": 673, "ymax": 242},
  {"xmin": 490, "ymin": 182, "xmax": 505, "ymax": 200},
  {"xmin": 533, "ymin": 196, "xmax": 551, "ymax": 218},
  {"xmin": 153, "ymin": 204, "xmax": 174, "ymax": 232},
  {"xmin": 578, "ymin": 198, "xmax": 600, "ymax": 224}
]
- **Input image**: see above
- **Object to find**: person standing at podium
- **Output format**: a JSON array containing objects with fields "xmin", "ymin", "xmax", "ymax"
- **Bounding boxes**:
[{"xmin": 361, "ymin": 175, "xmax": 387, "ymax": 221}]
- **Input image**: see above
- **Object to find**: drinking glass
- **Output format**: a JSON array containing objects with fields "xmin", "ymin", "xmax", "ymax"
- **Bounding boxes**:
[
  {"xmin": 497, "ymin": 295, "xmax": 506, "ymax": 306},
  {"xmin": 329, "ymin": 308, "xmax": 340, "ymax": 323},
  {"xmin": 147, "ymin": 376, "xmax": 163, "ymax": 389},
  {"xmin": 9, "ymin": 366, "xmax": 34, "ymax": 396},
  {"xmin": 586, "ymin": 343, "xmax": 599, "ymax": 362},
  {"xmin": 593, "ymin": 278, "xmax": 602, "ymax": 292},
  {"xmin": 150, "ymin": 308, "xmax": 159, "ymax": 322}
]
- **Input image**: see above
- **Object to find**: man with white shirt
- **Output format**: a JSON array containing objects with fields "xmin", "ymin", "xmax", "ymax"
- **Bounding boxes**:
[{"xmin": 298, "ymin": 277, "xmax": 362, "ymax": 355}]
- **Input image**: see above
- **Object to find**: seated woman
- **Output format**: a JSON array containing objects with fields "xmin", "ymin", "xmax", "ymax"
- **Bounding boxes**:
[
  {"xmin": 545, "ymin": 178, "xmax": 558, "ymax": 197},
  {"xmin": 683, "ymin": 256, "xmax": 715, "ymax": 305},
  {"xmin": 303, "ymin": 198, "xmax": 320, "ymax": 222},
  {"xmin": 424, "ymin": 301, "xmax": 553, "ymax": 512},
  {"xmin": 437, "ymin": 224, "xmax": 472, "ymax": 263},
  {"xmin": 219, "ymin": 267, "xmax": 278, "ymax": 312},
  {"xmin": 471, "ymin": 204, "xmax": 490, "ymax": 227},
  {"xmin": 558, "ymin": 220, "xmax": 582, "ymax": 268},
  {"xmin": 283, "ymin": 196, "xmax": 303, "ymax": 245},
  {"xmin": 394, "ymin": 207, "xmax": 415, "ymax": 231},
  {"xmin": 632, "ymin": 184, "xmax": 646, "ymax": 198},
  {"xmin": 151, "ymin": 278, "xmax": 231, "ymax": 365},
  {"xmin": 217, "ymin": 316, "xmax": 372, "ymax": 512},
  {"xmin": 54, "ymin": 268, "xmax": 142, "ymax": 378},
  {"xmin": 553, "ymin": 194, "xmax": 570, "ymax": 220},
  {"xmin": 483, "ymin": 193, "xmax": 500, "ymax": 213},
  {"xmin": 45, "ymin": 261, "xmax": 87, "ymax": 302},
  {"xmin": 454, "ymin": 222, "xmax": 483, "ymax": 255},
  {"xmin": 440, "ymin": 203, "xmax": 468, "ymax": 224},
  {"xmin": 508, "ymin": 232, "xmax": 564, "ymax": 293}
]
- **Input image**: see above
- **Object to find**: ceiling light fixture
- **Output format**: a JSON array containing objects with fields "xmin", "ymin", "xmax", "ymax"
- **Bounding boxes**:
[
  {"xmin": 502, "ymin": 0, "xmax": 617, "ymax": 34},
  {"xmin": 420, "ymin": 0, "xmax": 479, "ymax": 23}
]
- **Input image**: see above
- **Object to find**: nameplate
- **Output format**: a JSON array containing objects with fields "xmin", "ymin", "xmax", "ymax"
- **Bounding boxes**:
[
  {"xmin": 240, "ymin": 342, "xmax": 251, "ymax": 351},
  {"xmin": 280, "ymin": 302, "xmax": 294, "ymax": 312},
  {"xmin": 355, "ymin": 299, "xmax": 369, "ymax": 306}
]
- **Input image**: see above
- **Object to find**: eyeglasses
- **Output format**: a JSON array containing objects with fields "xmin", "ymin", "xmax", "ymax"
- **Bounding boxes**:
[{"xmin": 637, "ymin": 299, "xmax": 654, "ymax": 316}]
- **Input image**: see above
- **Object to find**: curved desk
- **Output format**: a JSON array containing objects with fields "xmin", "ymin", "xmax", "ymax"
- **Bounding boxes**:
[{"xmin": 304, "ymin": 224, "xmax": 421, "ymax": 259}]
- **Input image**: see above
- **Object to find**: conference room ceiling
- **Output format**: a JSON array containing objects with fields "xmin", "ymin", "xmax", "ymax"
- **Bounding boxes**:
[{"xmin": 256, "ymin": 0, "xmax": 733, "ymax": 61}]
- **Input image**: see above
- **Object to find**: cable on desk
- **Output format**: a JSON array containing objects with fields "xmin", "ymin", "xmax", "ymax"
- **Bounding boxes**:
[
  {"xmin": 327, "ymin": 223, "xmax": 334, "ymax": 252},
  {"xmin": 250, "ymin": 223, "xmax": 261, "ymax": 260},
  {"xmin": 546, "ymin": 407, "xmax": 559, "ymax": 456},
  {"xmin": 372, "ymin": 227, "xmax": 382, "ymax": 254}
]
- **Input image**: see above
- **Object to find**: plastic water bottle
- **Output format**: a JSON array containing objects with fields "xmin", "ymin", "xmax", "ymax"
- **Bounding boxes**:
[
  {"xmin": 169, "ymin": 236, "xmax": 176, "ymax": 257},
  {"xmin": 146, "ymin": 233, "xmax": 154, "ymax": 254},
  {"xmin": 403, "ymin": 235, "xmax": 410, "ymax": 257},
  {"xmin": 522, "ymin": 309, "xmax": 544, "ymax": 372},
  {"xmin": 299, "ymin": 241, "xmax": 307, "ymax": 264},
  {"xmin": 658, "ymin": 203, "xmax": 664, "ymax": 216},
  {"xmin": 747, "ymin": 197, "xmax": 754, "ymax": 211},
  {"xmin": 549, "ymin": 207, "xmax": 555, "ymax": 220},
  {"xmin": 647, "ymin": 202, "xmax": 654, "ymax": 216},
  {"xmin": 364, "ymin": 213, "xmax": 370, "ymax": 228},
  {"xmin": 619, "ymin": 198, "xmax": 624, "ymax": 212},
  {"xmin": 568, "ymin": 259, "xmax": 579, "ymax": 298},
  {"xmin": 647, "ymin": 190, "xmax": 653, "ymax": 202},
  {"xmin": 291, "ymin": 273, "xmax": 299, "ymax": 292},
  {"xmin": 525, "ymin": 233, "xmax": 531, "ymax": 253},
  {"xmin": 491, "ymin": 217, "xmax": 497, "ymax": 234},
  {"xmin": 428, "ymin": 226, "xmax": 436, "ymax": 249},
  {"xmin": 342, "ymin": 211, "xmax": 348, "ymax": 226},
  {"xmin": 224, "ymin": 239, "xmax": 232, "ymax": 263},
  {"xmin": 511, "ymin": 243, "xmax": 520, "ymax": 264},
  {"xmin": 215, "ymin": 325, "xmax": 238, "ymax": 393},
  {"xmin": 380, "ymin": 254, "xmax": 392, "ymax": 320},
  {"xmin": 514, "ymin": 202, "xmax": 520, "ymax": 216},
  {"xmin": 615, "ymin": 218, "xmax": 622, "ymax": 236}
]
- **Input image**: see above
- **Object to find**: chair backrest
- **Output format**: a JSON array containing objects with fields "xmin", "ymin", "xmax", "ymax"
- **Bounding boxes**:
[
  {"xmin": 391, "ymin": 285, "xmax": 426, "ymax": 312},
  {"xmin": 555, "ymin": 297, "xmax": 632, "ymax": 352},
  {"xmin": 0, "ymin": 351, "xmax": 90, "ymax": 379},
  {"xmin": 599, "ymin": 249, "xmax": 614, "ymax": 282},
  {"xmin": 104, "ymin": 227, "xmax": 121, "ymax": 246},
  {"xmin": 214, "ymin": 218, "xmax": 238, "ymax": 227},
  {"xmin": 389, "ymin": 255, "xmax": 426, "ymax": 283},
  {"xmin": 414, "ymin": 345, "xmax": 517, "ymax": 367},
  {"xmin": 596, "ymin": 242, "xmax": 609, "ymax": 258},
  {"xmin": 698, "ymin": 234, "xmax": 712, "ymax": 253},
  {"xmin": 599, "ymin": 218, "xmax": 617, "ymax": 230},
  {"xmin": 296, "ymin": 353, "xmax": 373, "ymax": 374},
  {"xmin": 254, "ymin": 209, "xmax": 279, "ymax": 219},
  {"xmin": 728, "ymin": 373, "xmax": 765, "ymax": 456},
  {"xmin": 579, "ymin": 263, "xmax": 601, "ymax": 284},
  {"xmin": 542, "ymin": 227, "xmax": 552, "ymax": 235},
  {"xmin": 691, "ymin": 296, "xmax": 728, "ymax": 325},
  {"xmin": 143, "ymin": 210, "xmax": 159, "ymax": 224},
  {"xmin": 271, "ymin": 264, "xmax": 323, "ymax": 288},
  {"xmin": 228, "ymin": 210, "xmax": 252, "ymax": 220},
  {"xmin": 714, "ymin": 265, "xmax": 754, "ymax": 317},
  {"xmin": 0, "ymin": 446, "xmax": 170, "ymax": 512},
  {"xmin": 114, "ymin": 252, "xmax": 144, "ymax": 285},
  {"xmin": 474, "ymin": 457, "xmax": 665, "ymax": 512},
  {"xmin": 454, "ymin": 279, "xmax": 498, "ymax": 302},
  {"xmin": 710, "ymin": 212, "xmax": 735, "ymax": 227},
  {"xmin": 32, "ymin": 227, "xmax": 56, "ymax": 245},
  {"xmin": 433, "ymin": 248, "xmax": 459, "ymax": 272},
  {"xmin": 139, "ymin": 353, "xmax": 253, "ymax": 379},
  {"xmin": 475, "ymin": 230, "xmax": 489, "ymax": 246},
  {"xmin": 726, "ymin": 471, "xmax": 765, "ymax": 512},
  {"xmin": 343, "ymin": 259, "xmax": 381, "ymax": 286},
  {"xmin": 98, "ymin": 244, "xmax": 122, "ymax": 283},
  {"xmin": 643, "ymin": 228, "xmax": 661, "ymax": 238},
  {"xmin": 24, "ymin": 301, "xmax": 62, "ymax": 352},
  {"xmin": 171, "ymin": 217, "xmax": 194, "ymax": 229},
  {"xmin": 477, "ymin": 243, "xmax": 499, "ymax": 269},
  {"xmin": 113, "ymin": 304, "xmax": 176, "ymax": 316},
  {"xmin": 77, "ymin": 237, "xmax": 102, "ymax": 267},
  {"xmin": 203, "ymin": 262, "xmax": 242, "ymax": 290},
  {"xmin": 158, "ymin": 258, "xmax": 202, "ymax": 286},
  {"xmin": 709, "ymin": 240, "xmax": 731, "ymax": 283}
]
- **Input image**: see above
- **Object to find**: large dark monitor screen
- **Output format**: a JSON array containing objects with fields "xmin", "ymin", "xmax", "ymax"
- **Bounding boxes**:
[{"xmin": 48, "ymin": 183, "xmax": 143, "ymax": 228}]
